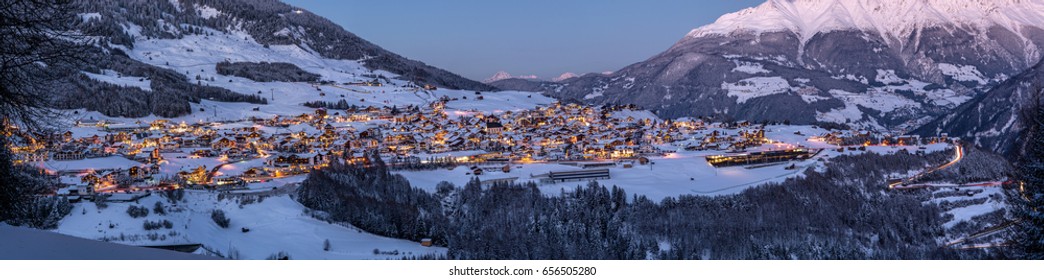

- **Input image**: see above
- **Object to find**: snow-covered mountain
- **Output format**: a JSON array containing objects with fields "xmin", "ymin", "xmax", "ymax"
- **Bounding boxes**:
[
  {"xmin": 484, "ymin": 71, "xmax": 515, "ymax": 83},
  {"xmin": 916, "ymin": 58, "xmax": 1044, "ymax": 155},
  {"xmin": 483, "ymin": 71, "xmax": 538, "ymax": 83},
  {"xmin": 54, "ymin": 0, "xmax": 496, "ymax": 118},
  {"xmin": 532, "ymin": 0, "xmax": 1044, "ymax": 131},
  {"xmin": 691, "ymin": 0, "xmax": 1044, "ymax": 49},
  {"xmin": 552, "ymin": 72, "xmax": 579, "ymax": 82}
]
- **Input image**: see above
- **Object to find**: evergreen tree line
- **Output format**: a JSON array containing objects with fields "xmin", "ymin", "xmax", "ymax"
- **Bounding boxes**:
[
  {"xmin": 297, "ymin": 149, "xmax": 1014, "ymax": 259},
  {"xmin": 919, "ymin": 144, "xmax": 1013, "ymax": 184},
  {"xmin": 0, "ymin": 137, "xmax": 72, "ymax": 229},
  {"xmin": 302, "ymin": 100, "xmax": 352, "ymax": 110},
  {"xmin": 1008, "ymin": 101, "xmax": 1044, "ymax": 259},
  {"xmin": 296, "ymin": 151, "xmax": 449, "ymax": 244},
  {"xmin": 215, "ymin": 61, "xmax": 320, "ymax": 83},
  {"xmin": 44, "ymin": 48, "xmax": 268, "ymax": 118}
]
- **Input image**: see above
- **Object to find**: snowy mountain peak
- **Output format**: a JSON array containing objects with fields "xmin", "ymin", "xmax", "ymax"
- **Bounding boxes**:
[
  {"xmin": 483, "ymin": 71, "xmax": 538, "ymax": 83},
  {"xmin": 551, "ymin": 72, "xmax": 578, "ymax": 82},
  {"xmin": 484, "ymin": 71, "xmax": 514, "ymax": 83},
  {"xmin": 688, "ymin": 0, "xmax": 1044, "ymax": 43}
]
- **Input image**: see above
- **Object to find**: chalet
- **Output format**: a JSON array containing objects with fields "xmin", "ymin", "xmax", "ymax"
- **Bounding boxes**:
[
  {"xmin": 192, "ymin": 149, "xmax": 215, "ymax": 158},
  {"xmin": 485, "ymin": 121, "xmax": 504, "ymax": 134},
  {"xmin": 52, "ymin": 150, "xmax": 85, "ymax": 161},
  {"xmin": 350, "ymin": 137, "xmax": 379, "ymax": 150}
]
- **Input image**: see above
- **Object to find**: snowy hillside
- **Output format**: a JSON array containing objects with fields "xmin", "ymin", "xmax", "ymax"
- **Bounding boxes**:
[
  {"xmin": 690, "ymin": 0, "xmax": 1044, "ymax": 46},
  {"xmin": 75, "ymin": 0, "xmax": 494, "ymax": 91},
  {"xmin": 54, "ymin": 0, "xmax": 510, "ymax": 119},
  {"xmin": 98, "ymin": 28, "xmax": 553, "ymax": 122},
  {"xmin": 916, "ymin": 58, "xmax": 1044, "ymax": 155},
  {"xmin": 483, "ymin": 71, "xmax": 539, "ymax": 83},
  {"xmin": 55, "ymin": 191, "xmax": 446, "ymax": 260},
  {"xmin": 0, "ymin": 224, "xmax": 215, "ymax": 260},
  {"xmin": 536, "ymin": 0, "xmax": 1044, "ymax": 133}
]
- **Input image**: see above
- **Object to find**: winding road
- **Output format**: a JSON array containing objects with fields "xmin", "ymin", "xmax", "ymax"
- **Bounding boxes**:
[{"xmin": 888, "ymin": 142, "xmax": 964, "ymax": 189}]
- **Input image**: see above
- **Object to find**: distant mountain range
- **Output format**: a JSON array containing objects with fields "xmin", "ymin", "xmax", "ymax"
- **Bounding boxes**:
[
  {"xmin": 483, "ymin": 71, "xmax": 538, "ymax": 83},
  {"xmin": 482, "ymin": 71, "xmax": 580, "ymax": 83},
  {"xmin": 499, "ymin": 0, "xmax": 1044, "ymax": 134}
]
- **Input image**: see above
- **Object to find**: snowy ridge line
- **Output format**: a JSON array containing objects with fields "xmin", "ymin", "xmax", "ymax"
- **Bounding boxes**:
[{"xmin": 689, "ymin": 0, "xmax": 1044, "ymax": 45}]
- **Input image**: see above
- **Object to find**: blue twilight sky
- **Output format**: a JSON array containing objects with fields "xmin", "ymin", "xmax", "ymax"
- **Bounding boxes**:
[{"xmin": 281, "ymin": 0, "xmax": 764, "ymax": 81}]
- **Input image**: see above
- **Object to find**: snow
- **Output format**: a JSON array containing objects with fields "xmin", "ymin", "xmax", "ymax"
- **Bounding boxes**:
[
  {"xmin": 483, "ymin": 71, "xmax": 537, "ymax": 83},
  {"xmin": 40, "ymin": 156, "xmax": 144, "ymax": 173},
  {"xmin": 833, "ymin": 73, "xmax": 868, "ymax": 84},
  {"xmin": 120, "ymin": 22, "xmax": 143, "ymax": 38},
  {"xmin": 722, "ymin": 76, "xmax": 791, "ymax": 103},
  {"xmin": 800, "ymin": 93, "xmax": 831, "ymax": 103},
  {"xmin": 273, "ymin": 27, "xmax": 292, "ymax": 37},
  {"xmin": 0, "ymin": 224, "xmax": 215, "ymax": 260},
  {"xmin": 731, "ymin": 60, "xmax": 771, "ymax": 74},
  {"xmin": 168, "ymin": 0, "xmax": 183, "ymax": 12},
  {"xmin": 55, "ymin": 191, "xmax": 446, "ymax": 259},
  {"xmin": 875, "ymin": 69, "xmax": 904, "ymax": 85},
  {"xmin": 397, "ymin": 125, "xmax": 843, "ymax": 201},
  {"xmin": 610, "ymin": 109, "xmax": 658, "ymax": 122},
  {"xmin": 552, "ymin": 72, "xmax": 579, "ymax": 82},
  {"xmin": 63, "ymin": 126, "xmax": 108, "ymax": 139},
  {"xmin": 157, "ymin": 154, "xmax": 225, "ymax": 175},
  {"xmin": 828, "ymin": 89, "xmax": 920, "ymax": 114},
  {"xmin": 922, "ymin": 88, "xmax": 972, "ymax": 108},
  {"xmin": 398, "ymin": 125, "xmax": 948, "ymax": 202},
  {"xmin": 817, "ymin": 102, "xmax": 865, "ymax": 124},
  {"xmin": 937, "ymin": 63, "xmax": 988, "ymax": 84},
  {"xmin": 66, "ymin": 29, "xmax": 552, "ymax": 123},
  {"xmin": 689, "ymin": 0, "xmax": 1044, "ymax": 47},
  {"xmin": 83, "ymin": 70, "xmax": 152, "ymax": 91},
  {"xmin": 194, "ymin": 4, "xmax": 222, "ymax": 19},
  {"xmin": 78, "ymin": 13, "xmax": 101, "ymax": 22},
  {"xmin": 935, "ymin": 187, "xmax": 1007, "ymax": 228},
  {"xmin": 397, "ymin": 154, "xmax": 812, "ymax": 201},
  {"xmin": 585, "ymin": 85, "xmax": 606, "ymax": 100},
  {"xmin": 943, "ymin": 200, "xmax": 1005, "ymax": 229}
]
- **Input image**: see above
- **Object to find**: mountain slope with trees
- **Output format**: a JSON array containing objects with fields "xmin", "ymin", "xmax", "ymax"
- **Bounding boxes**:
[{"xmin": 505, "ymin": 0, "xmax": 1044, "ymax": 132}]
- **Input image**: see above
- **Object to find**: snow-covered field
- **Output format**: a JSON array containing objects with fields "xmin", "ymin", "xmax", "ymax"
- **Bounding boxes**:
[
  {"xmin": 55, "ymin": 190, "xmax": 445, "ymax": 260},
  {"xmin": 398, "ymin": 151, "xmax": 817, "ymax": 201},
  {"xmin": 40, "ymin": 156, "xmax": 143, "ymax": 173},
  {"xmin": 934, "ymin": 187, "xmax": 1007, "ymax": 229},
  {"xmin": 1, "ymin": 224, "xmax": 215, "ymax": 260},
  {"xmin": 397, "ymin": 125, "xmax": 953, "ymax": 201},
  {"xmin": 83, "ymin": 69, "xmax": 152, "ymax": 91},
  {"xmin": 722, "ymin": 76, "xmax": 790, "ymax": 103}
]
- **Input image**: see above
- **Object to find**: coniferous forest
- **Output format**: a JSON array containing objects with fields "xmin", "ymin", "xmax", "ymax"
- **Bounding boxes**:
[{"xmin": 297, "ymin": 149, "xmax": 1012, "ymax": 259}]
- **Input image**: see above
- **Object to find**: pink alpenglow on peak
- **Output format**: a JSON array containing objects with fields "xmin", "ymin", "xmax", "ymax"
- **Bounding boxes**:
[
  {"xmin": 688, "ymin": 0, "xmax": 1044, "ymax": 45},
  {"xmin": 483, "ymin": 71, "xmax": 539, "ymax": 83}
]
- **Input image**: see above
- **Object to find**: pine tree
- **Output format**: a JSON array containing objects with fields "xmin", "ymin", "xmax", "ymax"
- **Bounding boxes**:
[{"xmin": 1010, "ymin": 104, "xmax": 1044, "ymax": 259}]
